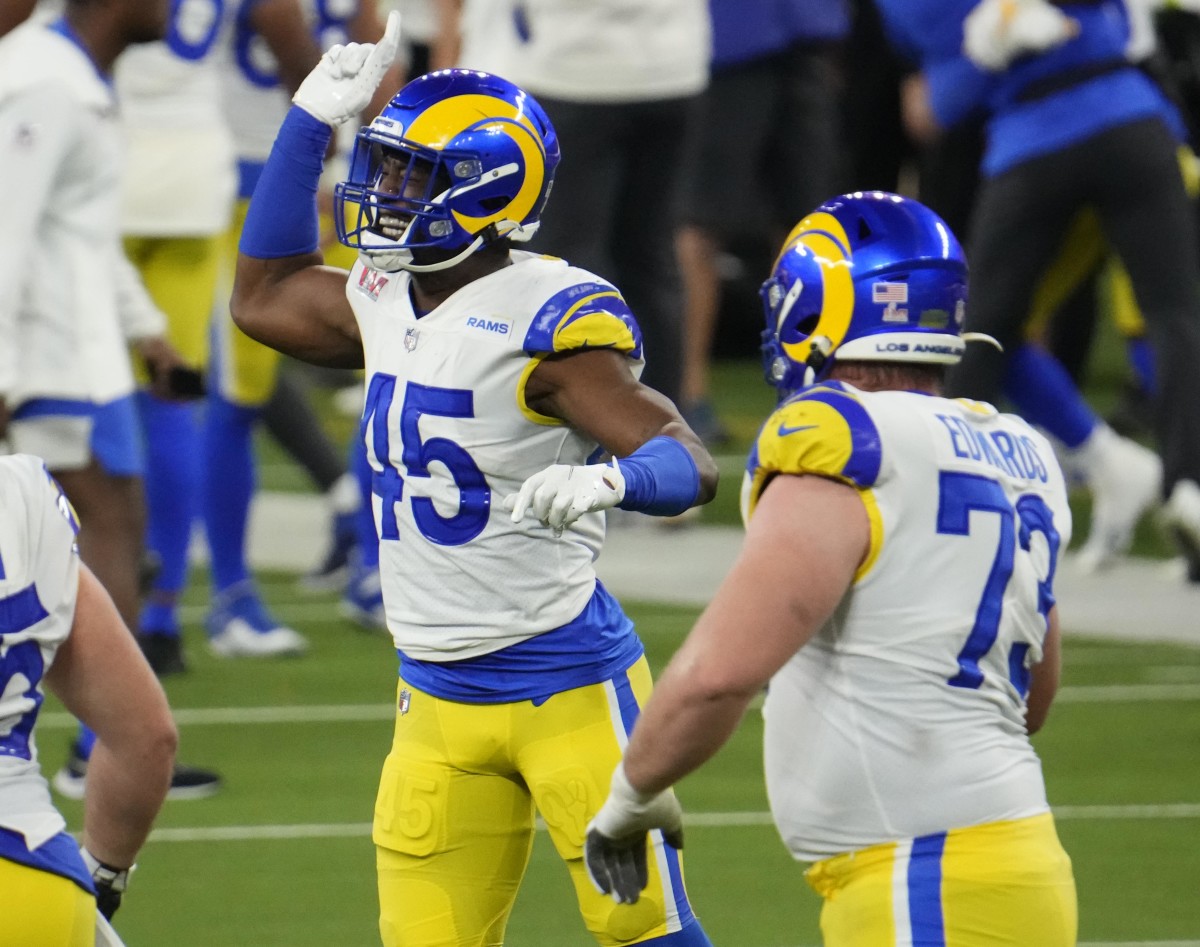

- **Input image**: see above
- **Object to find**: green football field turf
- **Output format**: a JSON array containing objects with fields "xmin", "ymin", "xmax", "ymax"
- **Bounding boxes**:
[
  {"xmin": 38, "ymin": 583, "xmax": 1200, "ymax": 946},
  {"xmin": 36, "ymin": 349, "xmax": 1194, "ymax": 944}
]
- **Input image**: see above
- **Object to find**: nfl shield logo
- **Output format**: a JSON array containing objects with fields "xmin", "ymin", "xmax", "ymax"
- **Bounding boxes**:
[
  {"xmin": 398, "ymin": 689, "xmax": 411, "ymax": 715},
  {"xmin": 404, "ymin": 328, "xmax": 419, "ymax": 352}
]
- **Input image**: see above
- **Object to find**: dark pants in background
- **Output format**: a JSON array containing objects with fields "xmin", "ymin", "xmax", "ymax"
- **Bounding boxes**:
[
  {"xmin": 529, "ymin": 95, "xmax": 698, "ymax": 405},
  {"xmin": 948, "ymin": 117, "xmax": 1200, "ymax": 494}
]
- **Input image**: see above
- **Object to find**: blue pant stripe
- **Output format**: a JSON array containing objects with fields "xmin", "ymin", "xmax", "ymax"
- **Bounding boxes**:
[
  {"xmin": 908, "ymin": 832, "xmax": 947, "ymax": 946},
  {"xmin": 609, "ymin": 666, "xmax": 699, "ymax": 931},
  {"xmin": 611, "ymin": 667, "xmax": 641, "ymax": 737}
]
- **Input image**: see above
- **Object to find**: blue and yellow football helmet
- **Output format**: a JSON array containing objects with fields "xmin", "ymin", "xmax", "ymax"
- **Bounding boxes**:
[
  {"xmin": 760, "ymin": 191, "xmax": 987, "ymax": 394},
  {"xmin": 335, "ymin": 69, "xmax": 560, "ymax": 273}
]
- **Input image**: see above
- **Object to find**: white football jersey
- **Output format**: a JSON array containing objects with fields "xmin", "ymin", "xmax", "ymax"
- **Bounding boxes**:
[
  {"xmin": 741, "ymin": 382, "xmax": 1073, "ymax": 861},
  {"xmin": 0, "ymin": 455, "xmax": 81, "ymax": 849},
  {"xmin": 346, "ymin": 251, "xmax": 644, "ymax": 660},
  {"xmin": 116, "ymin": 0, "xmax": 238, "ymax": 235},
  {"xmin": 0, "ymin": 21, "xmax": 163, "ymax": 407}
]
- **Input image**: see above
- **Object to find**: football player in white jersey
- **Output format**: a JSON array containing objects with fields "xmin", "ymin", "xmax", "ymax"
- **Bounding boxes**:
[
  {"xmin": 0, "ymin": 454, "xmax": 176, "ymax": 945},
  {"xmin": 229, "ymin": 16, "xmax": 721, "ymax": 947},
  {"xmin": 0, "ymin": 0, "xmax": 227, "ymax": 805},
  {"xmin": 587, "ymin": 192, "xmax": 1079, "ymax": 946},
  {"xmin": 115, "ymin": 0, "xmax": 239, "ymax": 677},
  {"xmin": 204, "ymin": 0, "xmax": 404, "ymax": 653}
]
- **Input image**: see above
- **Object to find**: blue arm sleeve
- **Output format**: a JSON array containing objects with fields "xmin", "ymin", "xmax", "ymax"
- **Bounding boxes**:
[
  {"xmin": 617, "ymin": 436, "xmax": 701, "ymax": 517},
  {"xmin": 238, "ymin": 106, "xmax": 332, "ymax": 259}
]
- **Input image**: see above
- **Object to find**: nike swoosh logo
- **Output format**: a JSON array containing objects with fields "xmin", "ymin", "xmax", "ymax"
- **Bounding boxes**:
[{"xmin": 777, "ymin": 422, "xmax": 818, "ymax": 437}]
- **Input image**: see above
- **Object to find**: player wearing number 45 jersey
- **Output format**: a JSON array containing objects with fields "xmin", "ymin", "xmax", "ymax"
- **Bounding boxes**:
[
  {"xmin": 229, "ymin": 14, "xmax": 719, "ymax": 947},
  {"xmin": 587, "ymin": 192, "xmax": 1078, "ymax": 946}
]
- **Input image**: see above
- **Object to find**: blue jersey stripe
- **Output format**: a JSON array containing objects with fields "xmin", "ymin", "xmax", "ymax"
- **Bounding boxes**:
[
  {"xmin": 908, "ymin": 832, "xmax": 947, "ymax": 946},
  {"xmin": 398, "ymin": 581, "xmax": 643, "ymax": 703},
  {"xmin": 11, "ymin": 399, "xmax": 94, "ymax": 420},
  {"xmin": 0, "ymin": 827, "xmax": 94, "ymax": 895}
]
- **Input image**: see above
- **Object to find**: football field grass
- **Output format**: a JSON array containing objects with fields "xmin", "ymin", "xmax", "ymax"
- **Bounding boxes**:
[{"xmin": 38, "ymin": 580, "xmax": 1200, "ymax": 946}]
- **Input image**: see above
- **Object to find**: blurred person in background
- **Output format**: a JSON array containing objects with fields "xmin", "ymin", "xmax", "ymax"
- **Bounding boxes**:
[
  {"xmin": 443, "ymin": 0, "xmax": 710, "ymax": 410},
  {"xmin": 841, "ymin": 0, "xmax": 915, "ymax": 195},
  {"xmin": 393, "ymin": 0, "xmax": 435, "ymax": 76},
  {"xmin": 204, "ymin": 0, "xmax": 404, "ymax": 655},
  {"xmin": 116, "ymin": 0, "xmax": 239, "ymax": 679},
  {"xmin": 0, "ymin": 454, "xmax": 176, "ymax": 946},
  {"xmin": 0, "ymin": 0, "xmax": 221, "ymax": 801},
  {"xmin": 676, "ymin": 0, "xmax": 849, "ymax": 446},
  {"xmin": 876, "ymin": 0, "xmax": 1200, "ymax": 580},
  {"xmin": 586, "ymin": 192, "xmax": 1077, "ymax": 945}
]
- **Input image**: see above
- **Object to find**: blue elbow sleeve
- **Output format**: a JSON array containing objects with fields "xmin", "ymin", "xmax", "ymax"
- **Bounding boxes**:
[
  {"xmin": 617, "ymin": 436, "xmax": 701, "ymax": 517},
  {"xmin": 238, "ymin": 107, "xmax": 332, "ymax": 259}
]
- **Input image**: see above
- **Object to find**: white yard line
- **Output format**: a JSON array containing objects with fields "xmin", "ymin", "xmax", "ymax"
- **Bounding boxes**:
[
  {"xmin": 35, "ymin": 679, "xmax": 1200, "ymax": 732},
  {"xmin": 145, "ymin": 803, "xmax": 1200, "ymax": 845}
]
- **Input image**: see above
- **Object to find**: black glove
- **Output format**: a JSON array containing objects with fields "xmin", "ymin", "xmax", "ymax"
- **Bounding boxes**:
[
  {"xmin": 585, "ymin": 826, "xmax": 651, "ymax": 906},
  {"xmin": 584, "ymin": 763, "xmax": 684, "ymax": 905},
  {"xmin": 82, "ymin": 848, "xmax": 132, "ymax": 920}
]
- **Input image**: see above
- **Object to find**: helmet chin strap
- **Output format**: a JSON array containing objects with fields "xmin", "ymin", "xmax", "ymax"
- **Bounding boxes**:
[
  {"xmin": 396, "ymin": 235, "xmax": 486, "ymax": 273},
  {"xmin": 962, "ymin": 331, "xmax": 1004, "ymax": 353},
  {"xmin": 360, "ymin": 234, "xmax": 486, "ymax": 274},
  {"xmin": 801, "ymin": 336, "xmax": 834, "ymax": 387}
]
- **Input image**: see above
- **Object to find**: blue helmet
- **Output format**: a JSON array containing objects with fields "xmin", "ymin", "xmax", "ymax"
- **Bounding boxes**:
[
  {"xmin": 760, "ymin": 191, "xmax": 977, "ymax": 393},
  {"xmin": 335, "ymin": 69, "xmax": 560, "ymax": 273}
]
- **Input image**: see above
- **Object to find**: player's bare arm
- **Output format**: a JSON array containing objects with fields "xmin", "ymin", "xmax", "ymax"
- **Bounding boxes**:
[
  {"xmin": 622, "ymin": 473, "xmax": 869, "ymax": 794},
  {"xmin": 232, "ymin": 12, "xmax": 402, "ymax": 367},
  {"xmin": 1026, "ymin": 606, "xmax": 1062, "ymax": 735},
  {"xmin": 45, "ymin": 564, "xmax": 176, "ymax": 869},
  {"xmin": 525, "ymin": 347, "xmax": 719, "ymax": 502},
  {"xmin": 232, "ymin": 255, "xmax": 364, "ymax": 367}
]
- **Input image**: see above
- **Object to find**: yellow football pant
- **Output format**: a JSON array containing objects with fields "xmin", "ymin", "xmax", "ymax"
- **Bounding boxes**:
[
  {"xmin": 123, "ymin": 233, "xmax": 221, "ymax": 383},
  {"xmin": 374, "ymin": 657, "xmax": 698, "ymax": 947},
  {"xmin": 0, "ymin": 857, "xmax": 96, "ymax": 947},
  {"xmin": 805, "ymin": 812, "xmax": 1077, "ymax": 946}
]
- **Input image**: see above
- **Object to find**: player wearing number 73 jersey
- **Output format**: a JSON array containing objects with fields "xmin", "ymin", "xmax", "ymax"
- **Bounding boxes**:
[{"xmin": 587, "ymin": 192, "xmax": 1078, "ymax": 946}]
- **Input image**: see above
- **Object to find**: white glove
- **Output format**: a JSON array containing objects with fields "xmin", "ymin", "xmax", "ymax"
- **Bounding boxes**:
[
  {"xmin": 293, "ymin": 10, "xmax": 402, "ymax": 126},
  {"xmin": 584, "ymin": 762, "xmax": 684, "ymax": 905},
  {"xmin": 963, "ymin": 0, "xmax": 1078, "ymax": 72},
  {"xmin": 502, "ymin": 458, "xmax": 626, "ymax": 530}
]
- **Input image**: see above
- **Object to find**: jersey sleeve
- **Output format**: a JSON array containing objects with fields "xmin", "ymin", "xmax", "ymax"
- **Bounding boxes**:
[
  {"xmin": 0, "ymin": 455, "xmax": 81, "ymax": 635},
  {"xmin": 0, "ymin": 85, "xmax": 79, "ymax": 396},
  {"xmin": 522, "ymin": 280, "xmax": 644, "ymax": 362},
  {"xmin": 741, "ymin": 384, "xmax": 884, "ymax": 523}
]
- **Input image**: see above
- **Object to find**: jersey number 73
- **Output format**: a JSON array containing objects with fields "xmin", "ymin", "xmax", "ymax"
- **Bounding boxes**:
[{"xmin": 937, "ymin": 471, "xmax": 1061, "ymax": 695}]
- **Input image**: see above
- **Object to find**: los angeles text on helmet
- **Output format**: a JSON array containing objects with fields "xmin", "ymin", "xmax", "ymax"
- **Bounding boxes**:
[{"xmin": 872, "ymin": 341, "xmax": 959, "ymax": 356}]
